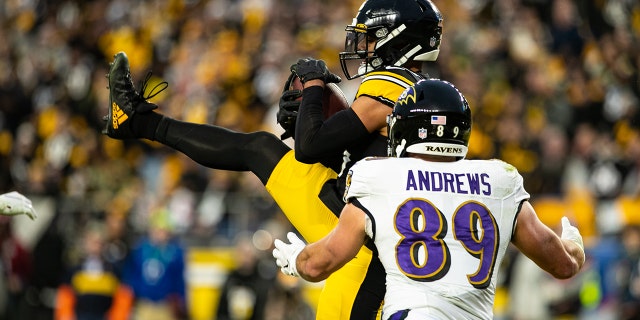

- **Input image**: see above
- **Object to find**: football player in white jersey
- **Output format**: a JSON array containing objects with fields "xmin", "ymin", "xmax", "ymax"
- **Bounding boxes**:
[{"xmin": 272, "ymin": 79, "xmax": 585, "ymax": 320}]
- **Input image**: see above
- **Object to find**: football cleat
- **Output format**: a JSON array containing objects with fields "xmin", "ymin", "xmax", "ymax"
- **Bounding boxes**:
[{"xmin": 102, "ymin": 51, "xmax": 167, "ymax": 139}]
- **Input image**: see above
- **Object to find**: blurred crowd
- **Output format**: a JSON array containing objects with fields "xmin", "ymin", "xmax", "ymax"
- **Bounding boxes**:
[{"xmin": 0, "ymin": 0, "xmax": 638, "ymax": 319}]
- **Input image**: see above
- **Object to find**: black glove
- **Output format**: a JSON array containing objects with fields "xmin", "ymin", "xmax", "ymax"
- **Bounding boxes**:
[
  {"xmin": 277, "ymin": 73, "xmax": 302, "ymax": 140},
  {"xmin": 290, "ymin": 58, "xmax": 342, "ymax": 84}
]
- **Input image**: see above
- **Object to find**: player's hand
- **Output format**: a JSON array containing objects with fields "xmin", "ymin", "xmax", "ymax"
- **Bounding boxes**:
[
  {"xmin": 277, "ymin": 73, "xmax": 302, "ymax": 140},
  {"xmin": 561, "ymin": 216, "xmax": 583, "ymax": 250},
  {"xmin": 291, "ymin": 58, "xmax": 341, "ymax": 84},
  {"xmin": 0, "ymin": 192, "xmax": 37, "ymax": 220},
  {"xmin": 277, "ymin": 92, "xmax": 299, "ymax": 140},
  {"xmin": 273, "ymin": 232, "xmax": 306, "ymax": 277}
]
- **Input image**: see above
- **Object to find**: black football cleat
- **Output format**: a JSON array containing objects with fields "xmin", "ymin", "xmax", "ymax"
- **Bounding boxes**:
[{"xmin": 103, "ymin": 51, "xmax": 167, "ymax": 139}]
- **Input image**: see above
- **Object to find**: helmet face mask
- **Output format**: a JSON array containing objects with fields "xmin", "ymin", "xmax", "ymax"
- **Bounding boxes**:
[
  {"xmin": 340, "ymin": 0, "xmax": 443, "ymax": 80},
  {"xmin": 340, "ymin": 25, "xmax": 384, "ymax": 79},
  {"xmin": 388, "ymin": 79, "xmax": 471, "ymax": 159}
]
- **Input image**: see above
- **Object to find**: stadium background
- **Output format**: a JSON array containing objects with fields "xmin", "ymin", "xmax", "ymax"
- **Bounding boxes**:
[{"xmin": 0, "ymin": 0, "xmax": 639, "ymax": 319}]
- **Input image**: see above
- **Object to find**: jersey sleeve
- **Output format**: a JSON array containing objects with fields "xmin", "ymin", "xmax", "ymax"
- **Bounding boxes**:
[
  {"xmin": 344, "ymin": 159, "xmax": 380, "ymax": 240},
  {"xmin": 512, "ymin": 170, "xmax": 530, "ymax": 204},
  {"xmin": 355, "ymin": 69, "xmax": 418, "ymax": 106},
  {"xmin": 343, "ymin": 158, "xmax": 379, "ymax": 202},
  {"xmin": 489, "ymin": 159, "xmax": 530, "ymax": 238},
  {"xmin": 498, "ymin": 159, "xmax": 530, "ymax": 203}
]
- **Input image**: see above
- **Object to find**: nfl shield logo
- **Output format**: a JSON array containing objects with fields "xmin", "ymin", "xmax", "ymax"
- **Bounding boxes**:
[{"xmin": 418, "ymin": 128, "xmax": 427, "ymax": 139}]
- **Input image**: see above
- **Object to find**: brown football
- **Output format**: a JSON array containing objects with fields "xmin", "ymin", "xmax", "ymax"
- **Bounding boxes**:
[{"xmin": 289, "ymin": 75, "xmax": 350, "ymax": 119}]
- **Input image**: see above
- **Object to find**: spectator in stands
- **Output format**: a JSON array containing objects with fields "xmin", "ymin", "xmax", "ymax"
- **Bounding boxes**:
[
  {"xmin": 216, "ymin": 233, "xmax": 275, "ymax": 320},
  {"xmin": 122, "ymin": 207, "xmax": 187, "ymax": 320},
  {"xmin": 55, "ymin": 221, "xmax": 132, "ymax": 320},
  {"xmin": 0, "ymin": 216, "xmax": 33, "ymax": 320}
]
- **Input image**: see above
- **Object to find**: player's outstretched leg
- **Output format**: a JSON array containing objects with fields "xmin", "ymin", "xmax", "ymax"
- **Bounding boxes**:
[
  {"xmin": 103, "ymin": 51, "xmax": 167, "ymax": 139},
  {"xmin": 101, "ymin": 51, "xmax": 289, "ymax": 185}
]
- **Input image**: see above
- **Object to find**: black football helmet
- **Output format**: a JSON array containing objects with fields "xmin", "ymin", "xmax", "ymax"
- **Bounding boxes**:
[
  {"xmin": 339, "ymin": 0, "xmax": 443, "ymax": 80},
  {"xmin": 388, "ymin": 79, "xmax": 471, "ymax": 159}
]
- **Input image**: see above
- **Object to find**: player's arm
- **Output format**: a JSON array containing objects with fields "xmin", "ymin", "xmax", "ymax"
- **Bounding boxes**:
[
  {"xmin": 291, "ymin": 58, "xmax": 384, "ymax": 163},
  {"xmin": 295, "ymin": 87, "xmax": 389, "ymax": 163},
  {"xmin": 273, "ymin": 202, "xmax": 367, "ymax": 282},
  {"xmin": 511, "ymin": 201, "xmax": 585, "ymax": 279}
]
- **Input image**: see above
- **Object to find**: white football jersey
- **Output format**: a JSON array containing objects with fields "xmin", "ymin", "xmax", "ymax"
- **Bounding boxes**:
[{"xmin": 344, "ymin": 157, "xmax": 530, "ymax": 320}]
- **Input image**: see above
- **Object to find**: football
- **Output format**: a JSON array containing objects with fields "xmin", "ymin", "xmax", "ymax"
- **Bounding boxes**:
[{"xmin": 289, "ymin": 75, "xmax": 350, "ymax": 119}]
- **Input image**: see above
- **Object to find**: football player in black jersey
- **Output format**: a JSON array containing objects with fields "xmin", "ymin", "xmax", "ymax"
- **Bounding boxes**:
[{"xmin": 103, "ymin": 1, "xmax": 443, "ymax": 319}]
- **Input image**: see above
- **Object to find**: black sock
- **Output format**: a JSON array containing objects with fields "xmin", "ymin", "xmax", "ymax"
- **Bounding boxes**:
[{"xmin": 131, "ymin": 111, "xmax": 163, "ymax": 140}]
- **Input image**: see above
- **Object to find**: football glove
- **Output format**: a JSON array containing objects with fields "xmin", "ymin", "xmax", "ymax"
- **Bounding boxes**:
[
  {"xmin": 561, "ymin": 216, "xmax": 584, "ymax": 250},
  {"xmin": 277, "ymin": 73, "xmax": 302, "ymax": 140},
  {"xmin": 290, "ymin": 58, "xmax": 341, "ymax": 84},
  {"xmin": 273, "ymin": 232, "xmax": 306, "ymax": 277},
  {"xmin": 0, "ymin": 192, "xmax": 37, "ymax": 220}
]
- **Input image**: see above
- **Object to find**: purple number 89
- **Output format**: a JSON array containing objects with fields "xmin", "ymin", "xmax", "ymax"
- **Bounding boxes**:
[{"xmin": 394, "ymin": 199, "xmax": 499, "ymax": 289}]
